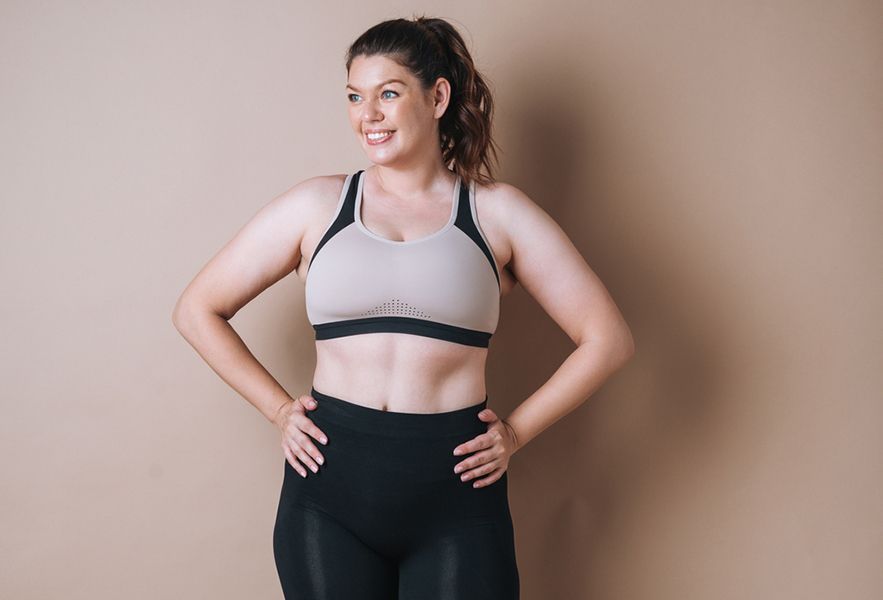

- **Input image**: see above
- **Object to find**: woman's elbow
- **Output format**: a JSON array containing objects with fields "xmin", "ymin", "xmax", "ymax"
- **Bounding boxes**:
[
  {"xmin": 623, "ymin": 329, "xmax": 636, "ymax": 359},
  {"xmin": 172, "ymin": 294, "xmax": 201, "ymax": 335},
  {"xmin": 610, "ymin": 328, "xmax": 636, "ymax": 367}
]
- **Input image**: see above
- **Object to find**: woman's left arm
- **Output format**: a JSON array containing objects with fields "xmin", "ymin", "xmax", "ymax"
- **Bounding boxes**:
[
  {"xmin": 453, "ymin": 183, "xmax": 635, "ymax": 481},
  {"xmin": 498, "ymin": 183, "xmax": 635, "ymax": 452}
]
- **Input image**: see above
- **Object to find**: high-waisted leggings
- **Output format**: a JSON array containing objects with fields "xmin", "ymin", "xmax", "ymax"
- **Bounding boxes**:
[{"xmin": 273, "ymin": 386, "xmax": 520, "ymax": 599}]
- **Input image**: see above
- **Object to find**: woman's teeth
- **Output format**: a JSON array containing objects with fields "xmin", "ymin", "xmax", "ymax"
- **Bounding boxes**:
[{"xmin": 366, "ymin": 131, "xmax": 394, "ymax": 144}]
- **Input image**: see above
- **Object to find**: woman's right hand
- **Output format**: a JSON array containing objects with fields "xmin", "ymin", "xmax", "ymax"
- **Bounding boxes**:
[{"xmin": 273, "ymin": 394, "xmax": 328, "ymax": 478}]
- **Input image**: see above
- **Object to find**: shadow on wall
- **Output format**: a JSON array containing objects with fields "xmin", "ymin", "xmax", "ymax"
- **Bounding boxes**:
[{"xmin": 492, "ymin": 50, "xmax": 730, "ymax": 598}]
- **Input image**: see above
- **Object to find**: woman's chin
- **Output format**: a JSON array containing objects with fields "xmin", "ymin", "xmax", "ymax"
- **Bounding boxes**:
[{"xmin": 364, "ymin": 148, "xmax": 403, "ymax": 165}]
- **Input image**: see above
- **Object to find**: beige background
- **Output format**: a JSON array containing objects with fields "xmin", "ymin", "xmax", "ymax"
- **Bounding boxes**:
[{"xmin": 2, "ymin": 1, "xmax": 881, "ymax": 598}]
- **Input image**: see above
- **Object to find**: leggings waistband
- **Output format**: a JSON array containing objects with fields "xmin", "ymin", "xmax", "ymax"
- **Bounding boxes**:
[{"xmin": 309, "ymin": 386, "xmax": 488, "ymax": 438}]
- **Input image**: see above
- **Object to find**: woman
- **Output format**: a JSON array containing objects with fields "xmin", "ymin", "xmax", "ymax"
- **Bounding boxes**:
[{"xmin": 173, "ymin": 16, "xmax": 634, "ymax": 600}]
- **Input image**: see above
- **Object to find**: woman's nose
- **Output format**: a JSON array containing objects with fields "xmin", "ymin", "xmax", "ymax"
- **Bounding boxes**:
[{"xmin": 360, "ymin": 102, "xmax": 384, "ymax": 122}]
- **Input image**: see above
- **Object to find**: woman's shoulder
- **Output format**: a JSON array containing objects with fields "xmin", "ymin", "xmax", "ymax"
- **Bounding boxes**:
[
  {"xmin": 269, "ymin": 173, "xmax": 350, "ymax": 222},
  {"xmin": 474, "ymin": 178, "xmax": 534, "ymax": 204},
  {"xmin": 472, "ymin": 178, "xmax": 564, "ymax": 265},
  {"xmin": 249, "ymin": 174, "xmax": 349, "ymax": 252},
  {"xmin": 473, "ymin": 178, "xmax": 544, "ymax": 229},
  {"xmin": 283, "ymin": 173, "xmax": 349, "ymax": 206},
  {"xmin": 470, "ymin": 179, "xmax": 533, "ymax": 271}
]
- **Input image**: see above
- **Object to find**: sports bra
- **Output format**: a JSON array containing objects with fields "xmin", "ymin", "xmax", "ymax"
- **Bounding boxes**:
[{"xmin": 304, "ymin": 169, "xmax": 501, "ymax": 348}]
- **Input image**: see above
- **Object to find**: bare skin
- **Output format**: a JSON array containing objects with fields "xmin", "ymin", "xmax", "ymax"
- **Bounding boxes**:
[{"xmin": 172, "ymin": 54, "xmax": 634, "ymax": 488}]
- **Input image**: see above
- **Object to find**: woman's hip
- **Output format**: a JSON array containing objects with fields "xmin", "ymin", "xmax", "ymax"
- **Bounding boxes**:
[{"xmin": 279, "ymin": 386, "xmax": 511, "ymax": 524}]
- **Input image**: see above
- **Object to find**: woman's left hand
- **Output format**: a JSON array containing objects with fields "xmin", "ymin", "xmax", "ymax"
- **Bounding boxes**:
[{"xmin": 452, "ymin": 408, "xmax": 519, "ymax": 488}]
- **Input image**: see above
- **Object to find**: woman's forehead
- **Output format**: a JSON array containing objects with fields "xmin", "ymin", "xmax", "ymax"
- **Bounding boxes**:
[{"xmin": 348, "ymin": 55, "xmax": 410, "ymax": 82}]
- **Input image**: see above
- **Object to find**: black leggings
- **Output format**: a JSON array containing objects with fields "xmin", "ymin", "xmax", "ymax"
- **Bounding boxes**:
[{"xmin": 273, "ymin": 386, "xmax": 520, "ymax": 599}]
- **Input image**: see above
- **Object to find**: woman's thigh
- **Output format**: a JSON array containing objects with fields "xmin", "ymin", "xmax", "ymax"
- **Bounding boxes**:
[
  {"xmin": 398, "ymin": 504, "xmax": 519, "ymax": 600},
  {"xmin": 273, "ymin": 499, "xmax": 398, "ymax": 600}
]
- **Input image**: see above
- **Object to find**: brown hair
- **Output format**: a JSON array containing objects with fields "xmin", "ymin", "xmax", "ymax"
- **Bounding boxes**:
[{"xmin": 345, "ymin": 16, "xmax": 501, "ymax": 188}]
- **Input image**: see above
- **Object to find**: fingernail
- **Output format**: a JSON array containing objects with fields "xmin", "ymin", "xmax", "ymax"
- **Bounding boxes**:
[
  {"xmin": 453, "ymin": 449, "xmax": 460, "ymax": 455},
  {"xmin": 310, "ymin": 464, "xmax": 318, "ymax": 473},
  {"xmin": 321, "ymin": 436, "xmax": 328, "ymax": 444},
  {"xmin": 316, "ymin": 455, "xmax": 324, "ymax": 465}
]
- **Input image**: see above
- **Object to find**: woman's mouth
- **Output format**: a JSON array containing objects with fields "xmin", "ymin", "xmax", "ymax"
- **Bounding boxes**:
[{"xmin": 365, "ymin": 130, "xmax": 395, "ymax": 145}]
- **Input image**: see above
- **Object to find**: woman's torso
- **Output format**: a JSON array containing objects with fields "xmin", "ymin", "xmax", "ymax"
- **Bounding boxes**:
[{"xmin": 293, "ymin": 168, "xmax": 516, "ymax": 413}]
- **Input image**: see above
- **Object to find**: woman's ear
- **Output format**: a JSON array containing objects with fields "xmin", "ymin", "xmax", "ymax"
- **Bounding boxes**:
[{"xmin": 432, "ymin": 77, "xmax": 452, "ymax": 118}]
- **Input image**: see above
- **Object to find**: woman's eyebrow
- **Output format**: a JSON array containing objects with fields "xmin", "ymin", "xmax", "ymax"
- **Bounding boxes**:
[{"xmin": 345, "ymin": 79, "xmax": 407, "ymax": 91}]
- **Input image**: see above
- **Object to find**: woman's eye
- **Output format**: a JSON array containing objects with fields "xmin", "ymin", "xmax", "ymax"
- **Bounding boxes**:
[{"xmin": 347, "ymin": 90, "xmax": 397, "ymax": 102}]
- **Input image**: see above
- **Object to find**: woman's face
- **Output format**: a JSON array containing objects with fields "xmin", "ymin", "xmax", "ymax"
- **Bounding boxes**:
[{"xmin": 346, "ymin": 54, "xmax": 449, "ymax": 166}]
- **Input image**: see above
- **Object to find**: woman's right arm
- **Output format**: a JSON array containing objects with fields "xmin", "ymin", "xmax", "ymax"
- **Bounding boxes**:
[{"xmin": 170, "ymin": 176, "xmax": 332, "ymax": 427}]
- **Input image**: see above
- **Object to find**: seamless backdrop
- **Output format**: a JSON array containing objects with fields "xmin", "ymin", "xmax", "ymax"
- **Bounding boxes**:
[{"xmin": 1, "ymin": 1, "xmax": 881, "ymax": 599}]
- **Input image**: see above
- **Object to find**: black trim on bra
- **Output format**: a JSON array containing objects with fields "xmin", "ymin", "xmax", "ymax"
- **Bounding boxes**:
[
  {"xmin": 311, "ymin": 170, "xmax": 499, "ymax": 291},
  {"xmin": 308, "ymin": 170, "xmax": 363, "ymax": 270},
  {"xmin": 313, "ymin": 316, "xmax": 492, "ymax": 348},
  {"xmin": 454, "ymin": 179, "xmax": 501, "ymax": 289}
]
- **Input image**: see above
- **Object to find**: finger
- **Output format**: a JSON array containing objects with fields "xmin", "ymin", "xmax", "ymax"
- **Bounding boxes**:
[
  {"xmin": 453, "ymin": 430, "xmax": 497, "ymax": 457},
  {"xmin": 477, "ymin": 408, "xmax": 498, "ymax": 421},
  {"xmin": 292, "ymin": 426, "xmax": 324, "ymax": 470},
  {"xmin": 454, "ymin": 449, "xmax": 500, "ymax": 473},
  {"xmin": 292, "ymin": 442, "xmax": 321, "ymax": 474},
  {"xmin": 282, "ymin": 442, "xmax": 307, "ymax": 478},
  {"xmin": 293, "ymin": 398, "xmax": 327, "ymax": 444},
  {"xmin": 309, "ymin": 424, "xmax": 328, "ymax": 446},
  {"xmin": 283, "ymin": 401, "xmax": 303, "ymax": 419},
  {"xmin": 462, "ymin": 461, "xmax": 500, "ymax": 483},
  {"xmin": 294, "ymin": 433, "xmax": 323, "ymax": 471},
  {"xmin": 471, "ymin": 467, "xmax": 504, "ymax": 488},
  {"xmin": 293, "ymin": 416, "xmax": 327, "ymax": 461}
]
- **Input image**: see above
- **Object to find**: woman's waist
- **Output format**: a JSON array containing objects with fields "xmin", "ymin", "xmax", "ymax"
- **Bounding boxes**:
[
  {"xmin": 312, "ymin": 344, "xmax": 488, "ymax": 414},
  {"xmin": 307, "ymin": 386, "xmax": 488, "ymax": 441}
]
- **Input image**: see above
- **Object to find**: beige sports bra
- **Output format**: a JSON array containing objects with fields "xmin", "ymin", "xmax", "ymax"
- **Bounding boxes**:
[{"xmin": 304, "ymin": 169, "xmax": 501, "ymax": 348}]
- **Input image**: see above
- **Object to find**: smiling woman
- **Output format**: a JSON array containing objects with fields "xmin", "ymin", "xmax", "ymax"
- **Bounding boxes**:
[
  {"xmin": 172, "ymin": 13, "xmax": 634, "ymax": 600},
  {"xmin": 270, "ymin": 18, "xmax": 527, "ymax": 599},
  {"xmin": 342, "ymin": 20, "xmax": 501, "ymax": 189}
]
